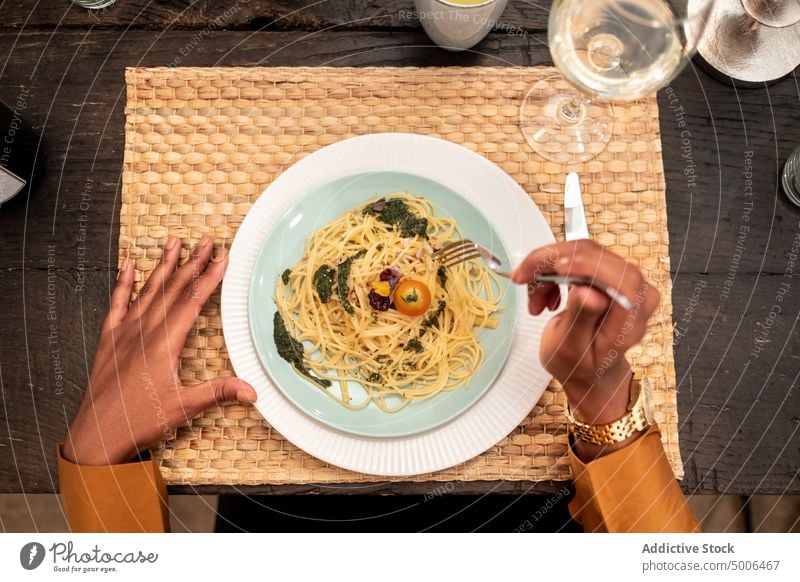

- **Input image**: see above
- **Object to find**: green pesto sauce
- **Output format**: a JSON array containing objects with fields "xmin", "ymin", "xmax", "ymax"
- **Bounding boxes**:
[
  {"xmin": 403, "ymin": 338, "xmax": 424, "ymax": 353},
  {"xmin": 337, "ymin": 249, "xmax": 367, "ymax": 314},
  {"xmin": 437, "ymin": 265, "xmax": 447, "ymax": 288},
  {"xmin": 420, "ymin": 300, "xmax": 447, "ymax": 336},
  {"xmin": 313, "ymin": 264, "xmax": 335, "ymax": 303},
  {"xmin": 364, "ymin": 198, "xmax": 428, "ymax": 239},
  {"xmin": 273, "ymin": 312, "xmax": 331, "ymax": 388}
]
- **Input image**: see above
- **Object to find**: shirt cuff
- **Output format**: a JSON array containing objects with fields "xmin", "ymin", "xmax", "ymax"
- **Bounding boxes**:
[
  {"xmin": 57, "ymin": 444, "xmax": 170, "ymax": 533},
  {"xmin": 567, "ymin": 425, "xmax": 700, "ymax": 533}
]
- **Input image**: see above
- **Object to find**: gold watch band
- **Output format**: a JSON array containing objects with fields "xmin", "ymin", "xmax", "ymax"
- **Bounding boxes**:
[{"xmin": 565, "ymin": 374, "xmax": 654, "ymax": 446}]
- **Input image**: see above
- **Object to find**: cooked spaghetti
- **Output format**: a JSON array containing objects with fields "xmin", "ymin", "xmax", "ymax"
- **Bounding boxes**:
[{"xmin": 274, "ymin": 192, "xmax": 502, "ymax": 412}]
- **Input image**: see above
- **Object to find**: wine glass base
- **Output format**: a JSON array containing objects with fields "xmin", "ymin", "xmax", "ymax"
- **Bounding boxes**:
[
  {"xmin": 741, "ymin": 0, "xmax": 800, "ymax": 28},
  {"xmin": 520, "ymin": 78, "xmax": 613, "ymax": 164}
]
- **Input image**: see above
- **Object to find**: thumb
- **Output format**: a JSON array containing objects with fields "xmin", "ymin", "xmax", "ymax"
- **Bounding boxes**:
[{"xmin": 183, "ymin": 377, "xmax": 258, "ymax": 413}]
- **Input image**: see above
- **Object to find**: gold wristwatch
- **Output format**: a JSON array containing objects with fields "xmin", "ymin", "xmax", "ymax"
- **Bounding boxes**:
[{"xmin": 565, "ymin": 372, "xmax": 655, "ymax": 446}]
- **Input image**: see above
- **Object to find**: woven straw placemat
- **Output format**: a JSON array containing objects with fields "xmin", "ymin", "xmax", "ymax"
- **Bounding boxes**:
[{"xmin": 121, "ymin": 66, "xmax": 680, "ymax": 485}]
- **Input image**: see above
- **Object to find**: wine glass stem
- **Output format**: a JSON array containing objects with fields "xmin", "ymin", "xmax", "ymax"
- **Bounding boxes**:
[{"xmin": 558, "ymin": 97, "xmax": 586, "ymax": 125}]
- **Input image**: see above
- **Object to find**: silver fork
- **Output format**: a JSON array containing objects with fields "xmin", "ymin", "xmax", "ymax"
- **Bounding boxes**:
[{"xmin": 433, "ymin": 239, "xmax": 634, "ymax": 311}]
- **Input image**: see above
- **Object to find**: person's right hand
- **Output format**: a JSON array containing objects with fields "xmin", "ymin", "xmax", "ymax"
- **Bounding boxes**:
[
  {"xmin": 63, "ymin": 235, "xmax": 257, "ymax": 466},
  {"xmin": 512, "ymin": 240, "xmax": 660, "ymax": 459}
]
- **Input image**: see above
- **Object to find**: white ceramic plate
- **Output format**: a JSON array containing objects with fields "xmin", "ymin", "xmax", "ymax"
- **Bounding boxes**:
[{"xmin": 222, "ymin": 133, "xmax": 556, "ymax": 476}]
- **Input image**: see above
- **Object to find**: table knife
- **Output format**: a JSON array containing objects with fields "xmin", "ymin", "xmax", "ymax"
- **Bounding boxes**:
[
  {"xmin": 535, "ymin": 172, "xmax": 634, "ymax": 311},
  {"xmin": 564, "ymin": 171, "xmax": 589, "ymax": 241}
]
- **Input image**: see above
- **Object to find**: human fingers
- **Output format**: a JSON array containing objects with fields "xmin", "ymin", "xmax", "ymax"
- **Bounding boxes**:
[
  {"xmin": 516, "ymin": 240, "xmax": 653, "ymax": 321},
  {"xmin": 101, "ymin": 259, "xmax": 135, "ymax": 334},
  {"xmin": 511, "ymin": 242, "xmax": 566, "ymax": 285},
  {"xmin": 165, "ymin": 248, "xmax": 228, "ymax": 341},
  {"xmin": 516, "ymin": 240, "xmax": 662, "ymax": 349},
  {"xmin": 562, "ymin": 284, "xmax": 612, "ymax": 335},
  {"xmin": 551, "ymin": 242, "xmax": 646, "ymax": 309},
  {"xmin": 513, "ymin": 240, "xmax": 636, "ymax": 297},
  {"xmin": 540, "ymin": 285, "xmax": 611, "ymax": 367},
  {"xmin": 514, "ymin": 243, "xmax": 564, "ymax": 314},
  {"xmin": 179, "ymin": 376, "xmax": 258, "ymax": 419},
  {"xmin": 134, "ymin": 234, "xmax": 215, "ymax": 322},
  {"xmin": 527, "ymin": 281, "xmax": 560, "ymax": 315},
  {"xmin": 515, "ymin": 241, "xmax": 606, "ymax": 315},
  {"xmin": 132, "ymin": 236, "xmax": 183, "ymax": 311},
  {"xmin": 514, "ymin": 241, "xmax": 598, "ymax": 314}
]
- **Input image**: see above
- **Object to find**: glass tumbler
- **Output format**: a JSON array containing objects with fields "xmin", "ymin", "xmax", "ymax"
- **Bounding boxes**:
[
  {"xmin": 782, "ymin": 145, "xmax": 800, "ymax": 207},
  {"xmin": 72, "ymin": 0, "xmax": 117, "ymax": 9},
  {"xmin": 413, "ymin": 0, "xmax": 510, "ymax": 51}
]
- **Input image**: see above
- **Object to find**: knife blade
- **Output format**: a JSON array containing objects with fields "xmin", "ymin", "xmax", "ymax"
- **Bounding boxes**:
[
  {"xmin": 564, "ymin": 172, "xmax": 589, "ymax": 241},
  {"xmin": 555, "ymin": 172, "xmax": 633, "ymax": 310}
]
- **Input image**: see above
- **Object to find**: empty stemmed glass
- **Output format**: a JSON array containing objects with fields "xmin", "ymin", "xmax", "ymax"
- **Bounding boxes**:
[{"xmin": 521, "ymin": 0, "xmax": 714, "ymax": 164}]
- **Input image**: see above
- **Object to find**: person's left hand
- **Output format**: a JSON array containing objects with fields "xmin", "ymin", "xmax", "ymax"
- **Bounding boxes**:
[{"xmin": 62, "ymin": 235, "xmax": 257, "ymax": 466}]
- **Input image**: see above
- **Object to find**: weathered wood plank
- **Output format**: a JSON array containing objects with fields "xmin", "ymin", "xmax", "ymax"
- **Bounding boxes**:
[
  {"xmin": 168, "ymin": 480, "xmax": 572, "ymax": 496},
  {"xmin": 672, "ymin": 274, "xmax": 800, "ymax": 494},
  {"xmin": 0, "ymin": 31, "xmax": 798, "ymax": 276},
  {"xmin": 0, "ymin": 268, "xmax": 107, "ymax": 493},
  {"xmin": 0, "ymin": 0, "xmax": 549, "ymax": 32}
]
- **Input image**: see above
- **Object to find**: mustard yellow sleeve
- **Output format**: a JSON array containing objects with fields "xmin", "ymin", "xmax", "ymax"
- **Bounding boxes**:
[
  {"xmin": 568, "ymin": 425, "xmax": 700, "ymax": 533},
  {"xmin": 57, "ymin": 445, "xmax": 170, "ymax": 533}
]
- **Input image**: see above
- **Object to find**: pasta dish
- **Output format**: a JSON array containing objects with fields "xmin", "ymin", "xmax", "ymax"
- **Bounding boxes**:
[{"xmin": 273, "ymin": 192, "xmax": 502, "ymax": 412}]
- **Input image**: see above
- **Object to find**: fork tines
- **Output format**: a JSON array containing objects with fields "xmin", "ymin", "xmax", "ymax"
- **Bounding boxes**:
[{"xmin": 432, "ymin": 239, "xmax": 482, "ymax": 268}]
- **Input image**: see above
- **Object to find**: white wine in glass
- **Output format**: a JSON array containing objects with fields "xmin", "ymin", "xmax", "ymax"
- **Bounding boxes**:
[{"xmin": 521, "ymin": 0, "xmax": 713, "ymax": 164}]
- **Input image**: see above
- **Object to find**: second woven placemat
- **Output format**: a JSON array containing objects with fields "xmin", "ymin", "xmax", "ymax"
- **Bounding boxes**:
[{"xmin": 121, "ymin": 66, "xmax": 680, "ymax": 485}]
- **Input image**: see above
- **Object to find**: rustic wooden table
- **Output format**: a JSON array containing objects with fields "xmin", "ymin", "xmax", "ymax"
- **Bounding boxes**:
[{"xmin": 0, "ymin": 1, "xmax": 798, "ymax": 496}]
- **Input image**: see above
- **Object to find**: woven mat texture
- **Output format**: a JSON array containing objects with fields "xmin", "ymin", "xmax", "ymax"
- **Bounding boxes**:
[{"xmin": 121, "ymin": 66, "xmax": 681, "ymax": 485}]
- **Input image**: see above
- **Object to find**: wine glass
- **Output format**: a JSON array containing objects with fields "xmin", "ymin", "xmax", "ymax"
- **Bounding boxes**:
[{"xmin": 521, "ymin": 0, "xmax": 714, "ymax": 164}]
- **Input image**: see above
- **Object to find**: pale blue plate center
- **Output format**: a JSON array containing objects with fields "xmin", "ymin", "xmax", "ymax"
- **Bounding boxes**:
[{"xmin": 248, "ymin": 171, "xmax": 516, "ymax": 437}]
